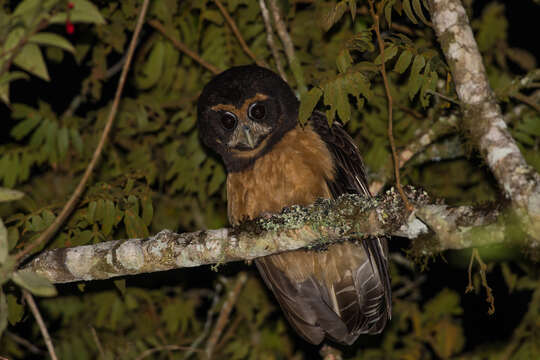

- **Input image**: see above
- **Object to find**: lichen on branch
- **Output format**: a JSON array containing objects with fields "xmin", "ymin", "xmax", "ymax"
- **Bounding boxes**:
[{"xmin": 25, "ymin": 187, "xmax": 526, "ymax": 284}]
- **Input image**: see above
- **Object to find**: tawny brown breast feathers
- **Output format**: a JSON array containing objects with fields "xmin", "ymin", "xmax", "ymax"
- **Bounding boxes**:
[
  {"xmin": 226, "ymin": 124, "xmax": 389, "ymax": 345},
  {"xmin": 227, "ymin": 125, "xmax": 334, "ymax": 225}
]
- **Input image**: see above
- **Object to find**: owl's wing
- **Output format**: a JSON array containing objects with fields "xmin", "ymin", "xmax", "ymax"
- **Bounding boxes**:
[
  {"xmin": 310, "ymin": 111, "xmax": 372, "ymax": 197},
  {"xmin": 255, "ymin": 112, "xmax": 391, "ymax": 345},
  {"xmin": 310, "ymin": 110, "xmax": 392, "ymax": 334}
]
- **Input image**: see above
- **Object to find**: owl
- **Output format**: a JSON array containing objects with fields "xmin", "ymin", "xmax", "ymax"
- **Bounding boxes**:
[{"xmin": 197, "ymin": 65, "xmax": 391, "ymax": 345}]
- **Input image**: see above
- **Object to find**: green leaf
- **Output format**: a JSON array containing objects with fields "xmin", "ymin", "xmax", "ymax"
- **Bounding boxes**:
[
  {"xmin": 208, "ymin": 165, "xmax": 225, "ymax": 195},
  {"xmin": 384, "ymin": 1, "xmax": 394, "ymax": 27},
  {"xmin": 0, "ymin": 218, "xmax": 7, "ymax": 263},
  {"xmin": 412, "ymin": 0, "xmax": 430, "ymax": 25},
  {"xmin": 177, "ymin": 114, "xmax": 197, "ymax": 134},
  {"xmin": 13, "ymin": 43, "xmax": 50, "ymax": 81},
  {"xmin": 408, "ymin": 55, "xmax": 426, "ymax": 100},
  {"xmin": 70, "ymin": 128, "xmax": 83, "ymax": 153},
  {"xmin": 8, "ymin": 227, "xmax": 19, "ymax": 253},
  {"xmin": 345, "ymin": 72, "xmax": 373, "ymax": 103},
  {"xmin": 299, "ymin": 87, "xmax": 322, "ymax": 124},
  {"xmin": 141, "ymin": 195, "xmax": 154, "ymax": 227},
  {"xmin": 321, "ymin": 2, "xmax": 348, "ymax": 31},
  {"xmin": 0, "ymin": 188, "xmax": 25, "ymax": 202},
  {"xmin": 12, "ymin": 269, "xmax": 57, "ymax": 297},
  {"xmin": 336, "ymin": 79, "xmax": 351, "ymax": 123},
  {"xmin": 136, "ymin": 40, "xmax": 165, "ymax": 90},
  {"xmin": 50, "ymin": 0, "xmax": 106, "ymax": 25},
  {"xmin": 26, "ymin": 214, "xmax": 46, "ymax": 232},
  {"xmin": 13, "ymin": 0, "xmax": 39, "ymax": 14},
  {"xmin": 347, "ymin": 0, "xmax": 356, "ymax": 22},
  {"xmin": 394, "ymin": 50, "xmax": 413, "ymax": 74},
  {"xmin": 336, "ymin": 49, "xmax": 353, "ymax": 73},
  {"xmin": 201, "ymin": 10, "xmax": 223, "ymax": 25},
  {"xmin": 420, "ymin": 70, "xmax": 438, "ymax": 107},
  {"xmin": 0, "ymin": 83, "xmax": 9, "ymax": 105},
  {"xmin": 102, "ymin": 200, "xmax": 116, "ymax": 236},
  {"xmin": 124, "ymin": 210, "xmax": 148, "ymax": 238},
  {"xmin": 374, "ymin": 45, "xmax": 398, "ymax": 65},
  {"xmin": 424, "ymin": 288, "xmax": 463, "ymax": 321},
  {"xmin": 10, "ymin": 114, "xmax": 41, "ymax": 140},
  {"xmin": 29, "ymin": 33, "xmax": 75, "ymax": 53},
  {"xmin": 402, "ymin": 0, "xmax": 418, "ymax": 24},
  {"xmin": 430, "ymin": 319, "xmax": 465, "ymax": 358},
  {"xmin": 87, "ymin": 201, "xmax": 97, "ymax": 223},
  {"xmin": 7, "ymin": 293, "xmax": 24, "ymax": 326},
  {"xmin": 57, "ymin": 127, "xmax": 69, "ymax": 159},
  {"xmin": 114, "ymin": 279, "xmax": 126, "ymax": 296}
]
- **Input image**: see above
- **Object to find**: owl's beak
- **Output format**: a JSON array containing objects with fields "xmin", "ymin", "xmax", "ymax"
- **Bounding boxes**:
[
  {"xmin": 229, "ymin": 121, "xmax": 271, "ymax": 151},
  {"xmin": 241, "ymin": 125, "xmax": 256, "ymax": 149}
]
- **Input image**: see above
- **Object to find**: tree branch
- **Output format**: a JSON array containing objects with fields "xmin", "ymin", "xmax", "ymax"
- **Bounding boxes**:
[
  {"xmin": 25, "ymin": 188, "xmax": 525, "ymax": 284},
  {"xmin": 258, "ymin": 0, "xmax": 288, "ymax": 81},
  {"xmin": 368, "ymin": 0, "xmax": 412, "ymax": 211},
  {"xmin": 267, "ymin": 0, "xmax": 306, "ymax": 94},
  {"xmin": 205, "ymin": 273, "xmax": 247, "ymax": 359},
  {"xmin": 213, "ymin": 0, "xmax": 267, "ymax": 68},
  {"xmin": 148, "ymin": 20, "xmax": 221, "ymax": 75},
  {"xmin": 427, "ymin": 0, "xmax": 540, "ymax": 241},
  {"xmin": 23, "ymin": 291, "xmax": 58, "ymax": 360}
]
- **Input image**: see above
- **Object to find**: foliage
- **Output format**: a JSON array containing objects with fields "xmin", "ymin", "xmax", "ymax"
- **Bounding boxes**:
[{"xmin": 0, "ymin": 0, "xmax": 539, "ymax": 359}]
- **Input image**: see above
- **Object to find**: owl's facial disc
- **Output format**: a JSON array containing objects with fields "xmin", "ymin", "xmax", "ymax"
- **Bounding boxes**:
[
  {"xmin": 198, "ymin": 66, "xmax": 300, "ymax": 172},
  {"xmin": 211, "ymin": 94, "xmax": 273, "ymax": 153}
]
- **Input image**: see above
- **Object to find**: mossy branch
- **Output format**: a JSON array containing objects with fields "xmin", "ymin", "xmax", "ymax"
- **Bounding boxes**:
[{"xmin": 24, "ymin": 187, "xmax": 528, "ymax": 284}]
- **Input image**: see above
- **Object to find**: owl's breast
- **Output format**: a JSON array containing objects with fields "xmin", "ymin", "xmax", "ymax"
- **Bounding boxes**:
[{"xmin": 226, "ymin": 125, "xmax": 335, "ymax": 225}]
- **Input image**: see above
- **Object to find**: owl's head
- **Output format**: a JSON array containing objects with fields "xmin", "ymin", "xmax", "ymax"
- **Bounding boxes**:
[{"xmin": 197, "ymin": 65, "xmax": 299, "ymax": 172}]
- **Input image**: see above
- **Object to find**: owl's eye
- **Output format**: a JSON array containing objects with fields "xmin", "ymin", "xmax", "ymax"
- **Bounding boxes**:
[
  {"xmin": 220, "ymin": 112, "xmax": 237, "ymax": 130},
  {"xmin": 248, "ymin": 102, "xmax": 266, "ymax": 121}
]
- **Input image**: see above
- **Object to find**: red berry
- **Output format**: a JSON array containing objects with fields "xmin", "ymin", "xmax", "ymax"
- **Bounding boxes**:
[
  {"xmin": 66, "ymin": 21, "xmax": 75, "ymax": 34},
  {"xmin": 67, "ymin": 2, "xmax": 74, "ymax": 9}
]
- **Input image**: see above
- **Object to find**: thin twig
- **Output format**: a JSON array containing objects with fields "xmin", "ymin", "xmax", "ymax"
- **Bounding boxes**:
[
  {"xmin": 213, "ymin": 0, "xmax": 266, "ymax": 67},
  {"xmin": 267, "ymin": 0, "xmax": 307, "ymax": 93},
  {"xmin": 214, "ymin": 315, "xmax": 242, "ymax": 351},
  {"xmin": 5, "ymin": 330, "xmax": 45, "ymax": 355},
  {"xmin": 466, "ymin": 248, "xmax": 495, "ymax": 315},
  {"xmin": 23, "ymin": 291, "xmax": 58, "ymax": 360},
  {"xmin": 393, "ymin": 275, "xmax": 427, "ymax": 298},
  {"xmin": 90, "ymin": 326, "xmax": 106, "ymax": 359},
  {"xmin": 14, "ymin": 0, "xmax": 151, "ymax": 263},
  {"xmin": 205, "ymin": 273, "xmax": 248, "ymax": 359},
  {"xmin": 511, "ymin": 92, "xmax": 540, "ymax": 113},
  {"xmin": 148, "ymin": 20, "xmax": 221, "ymax": 75},
  {"xmin": 368, "ymin": 0, "xmax": 413, "ymax": 211},
  {"xmin": 62, "ymin": 46, "xmax": 132, "ymax": 119},
  {"xmin": 183, "ymin": 283, "xmax": 223, "ymax": 360},
  {"xmin": 258, "ymin": 0, "xmax": 287, "ymax": 81},
  {"xmin": 426, "ymin": 90, "xmax": 461, "ymax": 105}
]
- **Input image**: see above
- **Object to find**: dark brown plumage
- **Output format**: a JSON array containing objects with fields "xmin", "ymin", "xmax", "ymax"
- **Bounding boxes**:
[{"xmin": 198, "ymin": 65, "xmax": 391, "ymax": 345}]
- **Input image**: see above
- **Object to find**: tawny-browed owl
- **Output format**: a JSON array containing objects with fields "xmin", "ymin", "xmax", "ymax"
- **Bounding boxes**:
[{"xmin": 197, "ymin": 65, "xmax": 391, "ymax": 345}]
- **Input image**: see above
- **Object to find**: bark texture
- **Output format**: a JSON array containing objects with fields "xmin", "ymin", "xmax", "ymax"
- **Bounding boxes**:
[
  {"xmin": 25, "ymin": 188, "xmax": 521, "ymax": 284},
  {"xmin": 428, "ymin": 0, "xmax": 540, "ymax": 242}
]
